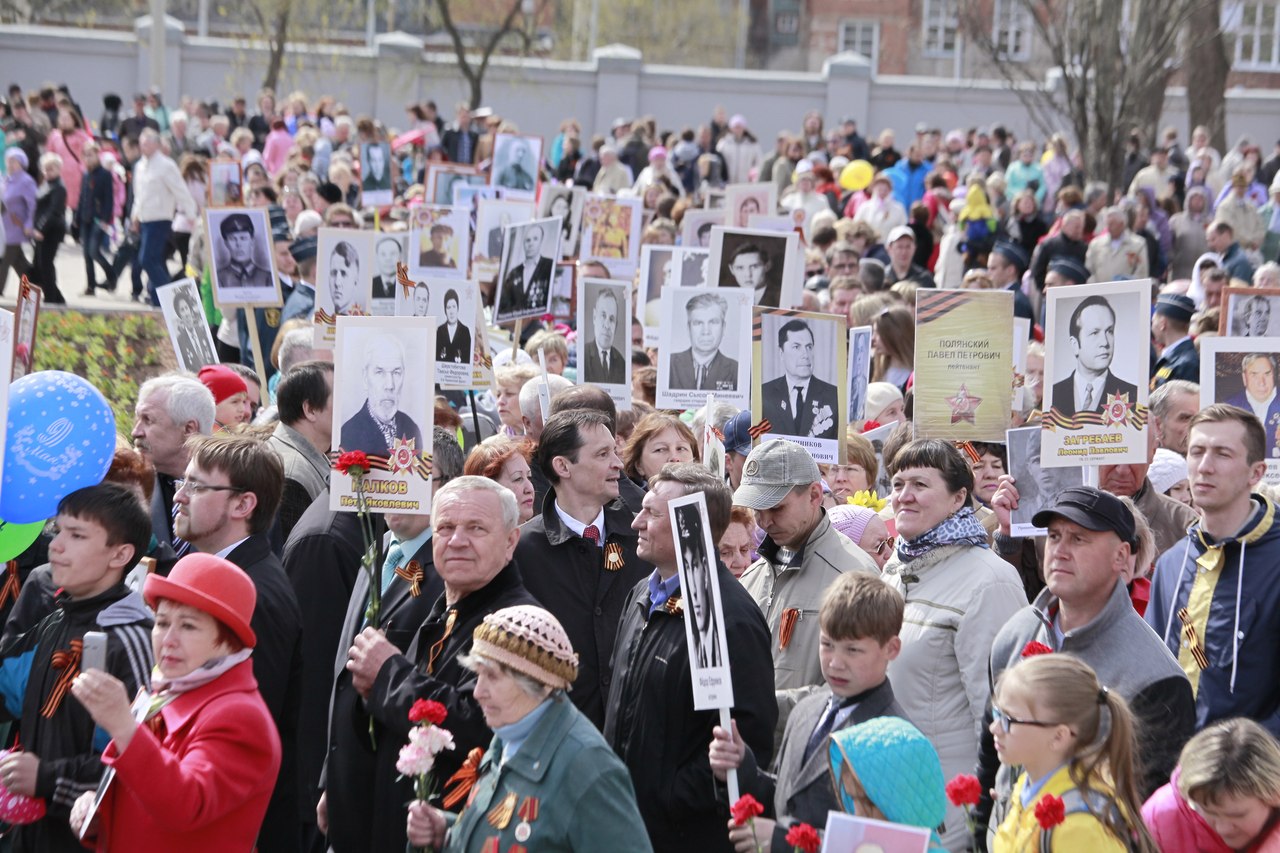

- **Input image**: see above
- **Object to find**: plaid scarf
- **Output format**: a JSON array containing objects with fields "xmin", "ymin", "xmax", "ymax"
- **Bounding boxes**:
[{"xmin": 897, "ymin": 506, "xmax": 990, "ymax": 562}]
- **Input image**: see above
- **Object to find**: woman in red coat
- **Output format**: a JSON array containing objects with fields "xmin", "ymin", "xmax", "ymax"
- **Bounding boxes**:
[{"xmin": 69, "ymin": 553, "xmax": 281, "ymax": 852}]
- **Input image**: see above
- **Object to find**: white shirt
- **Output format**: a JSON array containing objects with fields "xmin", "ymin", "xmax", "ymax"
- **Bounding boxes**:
[
  {"xmin": 1074, "ymin": 371, "xmax": 1107, "ymax": 411},
  {"xmin": 554, "ymin": 500, "xmax": 605, "ymax": 548},
  {"xmin": 132, "ymin": 151, "xmax": 198, "ymax": 224},
  {"xmin": 214, "ymin": 537, "xmax": 250, "ymax": 560}
]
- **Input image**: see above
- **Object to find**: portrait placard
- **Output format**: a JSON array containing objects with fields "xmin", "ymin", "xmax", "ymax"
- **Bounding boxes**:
[
  {"xmin": 847, "ymin": 325, "xmax": 872, "ymax": 422},
  {"xmin": 702, "ymin": 404, "xmax": 726, "ymax": 480},
  {"xmin": 1199, "ymin": 336, "xmax": 1280, "ymax": 485},
  {"xmin": 471, "ymin": 198, "xmax": 536, "ymax": 281},
  {"xmin": 821, "ymin": 812, "xmax": 930, "ymax": 853},
  {"xmin": 1006, "ymin": 425, "xmax": 1086, "ymax": 537},
  {"xmin": 579, "ymin": 194, "xmax": 643, "ymax": 279},
  {"xmin": 313, "ymin": 228, "xmax": 375, "ymax": 347},
  {"xmin": 451, "ymin": 182, "xmax": 502, "ymax": 213},
  {"xmin": 913, "ymin": 289, "xmax": 1014, "ymax": 441},
  {"xmin": 206, "ymin": 207, "xmax": 281, "ymax": 308},
  {"xmin": 493, "ymin": 216, "xmax": 563, "ymax": 325},
  {"xmin": 207, "ymin": 161, "xmax": 242, "ymax": 208},
  {"xmin": 408, "ymin": 206, "xmax": 470, "ymax": 281},
  {"xmin": 537, "ymin": 185, "xmax": 586, "ymax": 258},
  {"xmin": 490, "ymin": 133, "xmax": 542, "ymax": 200},
  {"xmin": 1013, "ymin": 317, "xmax": 1031, "ymax": 411},
  {"xmin": 576, "ymin": 278, "xmax": 632, "ymax": 410},
  {"xmin": 1042, "ymin": 279, "xmax": 1151, "ymax": 467},
  {"xmin": 11, "ymin": 278, "xmax": 41, "ymax": 381},
  {"xmin": 673, "ymin": 247, "xmax": 711, "ymax": 289},
  {"xmin": 441, "ymin": 301, "xmax": 495, "ymax": 392},
  {"xmin": 1221, "ymin": 287, "xmax": 1280, "ymax": 337},
  {"xmin": 724, "ymin": 183, "xmax": 778, "ymax": 229},
  {"xmin": 752, "ymin": 307, "xmax": 847, "ymax": 464},
  {"xmin": 331, "ymin": 316, "xmax": 436, "ymax": 514},
  {"xmin": 640, "ymin": 245, "xmax": 677, "ymax": 344},
  {"xmin": 669, "ymin": 492, "xmax": 734, "ymax": 710},
  {"xmin": 746, "ymin": 213, "xmax": 803, "ymax": 234},
  {"xmin": 369, "ymin": 232, "xmax": 407, "ymax": 316},
  {"xmin": 360, "ymin": 142, "xmax": 394, "ymax": 207},
  {"xmin": 708, "ymin": 227, "xmax": 801, "ymax": 310},
  {"xmin": 550, "ymin": 262, "xmax": 575, "ymax": 320},
  {"xmin": 657, "ymin": 286, "xmax": 752, "ymax": 411},
  {"xmin": 429, "ymin": 281, "xmax": 479, "ymax": 388},
  {"xmin": 427, "ymin": 163, "xmax": 485, "ymax": 206},
  {"xmin": 681, "ymin": 209, "xmax": 725, "ymax": 250},
  {"xmin": 158, "ymin": 279, "xmax": 218, "ymax": 373}
]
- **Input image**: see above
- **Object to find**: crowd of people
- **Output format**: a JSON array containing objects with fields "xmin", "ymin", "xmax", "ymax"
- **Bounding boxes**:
[{"xmin": 3, "ymin": 75, "xmax": 1280, "ymax": 853}]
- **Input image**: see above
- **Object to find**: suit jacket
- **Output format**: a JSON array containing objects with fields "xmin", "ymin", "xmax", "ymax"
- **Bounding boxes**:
[
  {"xmin": 499, "ymin": 256, "xmax": 554, "ymax": 316},
  {"xmin": 669, "ymin": 349, "xmax": 739, "ymax": 392},
  {"xmin": 322, "ymin": 536, "xmax": 442, "ymax": 853},
  {"xmin": 1050, "ymin": 369, "xmax": 1139, "ymax": 417},
  {"xmin": 437, "ymin": 322, "xmax": 472, "ymax": 364},
  {"xmin": 224, "ymin": 534, "xmax": 304, "ymax": 853},
  {"xmin": 583, "ymin": 342, "xmax": 626, "ymax": 385},
  {"xmin": 736, "ymin": 679, "xmax": 907, "ymax": 851},
  {"xmin": 441, "ymin": 127, "xmax": 478, "ymax": 164},
  {"xmin": 339, "ymin": 402, "xmax": 424, "ymax": 456},
  {"xmin": 760, "ymin": 376, "xmax": 840, "ymax": 439},
  {"xmin": 370, "ymin": 275, "xmax": 395, "ymax": 300}
]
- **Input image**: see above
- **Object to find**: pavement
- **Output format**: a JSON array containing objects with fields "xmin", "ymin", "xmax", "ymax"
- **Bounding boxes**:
[{"xmin": 0, "ymin": 241, "xmax": 159, "ymax": 314}]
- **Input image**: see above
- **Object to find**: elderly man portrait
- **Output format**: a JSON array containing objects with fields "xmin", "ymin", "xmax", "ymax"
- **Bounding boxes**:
[
  {"xmin": 670, "ymin": 292, "xmax": 739, "ymax": 392},
  {"xmin": 499, "ymin": 222, "xmax": 555, "ymax": 316},
  {"xmin": 340, "ymin": 334, "xmax": 424, "ymax": 456},
  {"xmin": 583, "ymin": 287, "xmax": 626, "ymax": 385}
]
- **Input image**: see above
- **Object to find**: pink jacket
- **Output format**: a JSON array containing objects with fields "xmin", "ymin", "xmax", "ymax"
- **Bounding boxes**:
[
  {"xmin": 47, "ymin": 128, "xmax": 93, "ymax": 211},
  {"xmin": 1143, "ymin": 768, "xmax": 1280, "ymax": 853},
  {"xmin": 261, "ymin": 129, "xmax": 294, "ymax": 177}
]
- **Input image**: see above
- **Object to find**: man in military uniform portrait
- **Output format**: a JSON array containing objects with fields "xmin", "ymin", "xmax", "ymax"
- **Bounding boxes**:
[{"xmin": 215, "ymin": 212, "xmax": 273, "ymax": 289}]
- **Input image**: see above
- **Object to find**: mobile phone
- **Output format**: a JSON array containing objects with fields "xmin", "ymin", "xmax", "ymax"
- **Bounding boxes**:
[{"xmin": 82, "ymin": 631, "xmax": 108, "ymax": 673}]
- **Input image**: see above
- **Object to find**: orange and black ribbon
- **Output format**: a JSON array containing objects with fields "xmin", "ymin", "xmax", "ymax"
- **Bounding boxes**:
[
  {"xmin": 0, "ymin": 561, "xmax": 21, "ymax": 610},
  {"xmin": 748, "ymin": 419, "xmax": 772, "ymax": 439},
  {"xmin": 778, "ymin": 608, "xmax": 801, "ymax": 651},
  {"xmin": 603, "ymin": 542, "xmax": 624, "ymax": 573},
  {"xmin": 487, "ymin": 791, "xmax": 517, "ymax": 830},
  {"xmin": 426, "ymin": 609, "xmax": 457, "ymax": 675},
  {"xmin": 396, "ymin": 561, "xmax": 424, "ymax": 597},
  {"xmin": 41, "ymin": 639, "xmax": 82, "ymax": 718},
  {"xmin": 443, "ymin": 747, "xmax": 484, "ymax": 809}
]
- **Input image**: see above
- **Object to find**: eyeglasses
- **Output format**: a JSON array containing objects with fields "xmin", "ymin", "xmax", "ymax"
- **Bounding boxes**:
[
  {"xmin": 175, "ymin": 479, "xmax": 246, "ymax": 497},
  {"xmin": 991, "ymin": 704, "xmax": 1060, "ymax": 734},
  {"xmin": 873, "ymin": 536, "xmax": 895, "ymax": 556}
]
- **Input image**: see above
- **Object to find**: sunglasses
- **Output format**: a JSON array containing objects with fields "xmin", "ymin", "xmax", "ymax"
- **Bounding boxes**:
[
  {"xmin": 873, "ymin": 536, "xmax": 895, "ymax": 556},
  {"xmin": 991, "ymin": 704, "xmax": 1059, "ymax": 734}
]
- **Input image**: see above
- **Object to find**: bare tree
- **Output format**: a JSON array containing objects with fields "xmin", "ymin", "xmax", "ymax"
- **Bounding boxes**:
[
  {"xmin": 1185, "ymin": 0, "xmax": 1230, "ymax": 153},
  {"xmin": 960, "ymin": 0, "xmax": 1224, "ymax": 192},
  {"xmin": 427, "ymin": 0, "xmax": 551, "ymax": 109},
  {"xmin": 548, "ymin": 0, "xmax": 743, "ymax": 67}
]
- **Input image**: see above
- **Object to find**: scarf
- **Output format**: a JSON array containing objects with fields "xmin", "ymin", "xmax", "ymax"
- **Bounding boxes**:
[
  {"xmin": 151, "ymin": 647, "xmax": 253, "ymax": 697},
  {"xmin": 897, "ymin": 506, "xmax": 990, "ymax": 562}
]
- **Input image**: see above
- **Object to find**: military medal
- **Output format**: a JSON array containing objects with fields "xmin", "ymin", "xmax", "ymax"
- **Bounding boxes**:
[
  {"xmin": 513, "ymin": 796, "xmax": 539, "ymax": 842},
  {"xmin": 480, "ymin": 838, "xmax": 500, "ymax": 853},
  {"xmin": 487, "ymin": 791, "xmax": 517, "ymax": 830},
  {"xmin": 604, "ymin": 541, "xmax": 624, "ymax": 572}
]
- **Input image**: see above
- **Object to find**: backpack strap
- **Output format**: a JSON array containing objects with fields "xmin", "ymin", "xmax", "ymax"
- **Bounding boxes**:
[{"xmin": 1037, "ymin": 788, "xmax": 1134, "ymax": 852}]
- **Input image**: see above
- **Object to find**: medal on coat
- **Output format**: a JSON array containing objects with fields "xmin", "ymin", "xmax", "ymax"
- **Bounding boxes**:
[
  {"xmin": 396, "ymin": 560, "xmax": 424, "ymax": 596},
  {"xmin": 487, "ymin": 790, "xmax": 517, "ymax": 830},
  {"xmin": 604, "ymin": 541, "xmax": 624, "ymax": 572},
  {"xmin": 513, "ymin": 796, "xmax": 539, "ymax": 843},
  {"xmin": 480, "ymin": 838, "xmax": 500, "ymax": 853}
]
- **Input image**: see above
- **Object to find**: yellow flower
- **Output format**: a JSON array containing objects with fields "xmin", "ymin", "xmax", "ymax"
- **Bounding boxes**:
[{"xmin": 848, "ymin": 490, "xmax": 887, "ymax": 511}]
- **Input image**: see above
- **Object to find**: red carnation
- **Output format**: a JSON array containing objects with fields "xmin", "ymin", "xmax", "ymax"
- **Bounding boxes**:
[
  {"xmin": 860, "ymin": 420, "xmax": 882, "ymax": 433},
  {"xmin": 785, "ymin": 822, "xmax": 820, "ymax": 852},
  {"xmin": 1021, "ymin": 641, "xmax": 1054, "ymax": 658},
  {"xmin": 730, "ymin": 793, "xmax": 765, "ymax": 826},
  {"xmin": 336, "ymin": 450, "xmax": 370, "ymax": 476},
  {"xmin": 1034, "ymin": 794, "xmax": 1065, "ymax": 829},
  {"xmin": 408, "ymin": 699, "xmax": 448, "ymax": 725},
  {"xmin": 945, "ymin": 773, "xmax": 982, "ymax": 808}
]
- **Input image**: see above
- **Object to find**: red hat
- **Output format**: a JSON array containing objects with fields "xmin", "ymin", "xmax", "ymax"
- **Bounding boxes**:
[
  {"xmin": 145, "ymin": 554, "xmax": 257, "ymax": 648},
  {"xmin": 197, "ymin": 364, "xmax": 248, "ymax": 405}
]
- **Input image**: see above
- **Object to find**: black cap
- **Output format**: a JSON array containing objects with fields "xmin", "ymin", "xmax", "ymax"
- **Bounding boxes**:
[
  {"xmin": 1031, "ymin": 486, "xmax": 1138, "ymax": 547},
  {"xmin": 1154, "ymin": 292, "xmax": 1195, "ymax": 324},
  {"xmin": 289, "ymin": 235, "xmax": 317, "ymax": 263},
  {"xmin": 992, "ymin": 241, "xmax": 1029, "ymax": 273},
  {"xmin": 317, "ymin": 182, "xmax": 343, "ymax": 204},
  {"xmin": 219, "ymin": 213, "xmax": 254, "ymax": 239},
  {"xmin": 267, "ymin": 204, "xmax": 288, "ymax": 234},
  {"xmin": 1048, "ymin": 257, "xmax": 1090, "ymax": 285}
]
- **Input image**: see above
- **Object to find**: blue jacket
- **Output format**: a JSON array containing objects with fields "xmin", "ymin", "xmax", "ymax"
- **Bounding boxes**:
[
  {"xmin": 1145, "ymin": 496, "xmax": 1280, "ymax": 736},
  {"xmin": 888, "ymin": 158, "xmax": 931, "ymax": 208}
]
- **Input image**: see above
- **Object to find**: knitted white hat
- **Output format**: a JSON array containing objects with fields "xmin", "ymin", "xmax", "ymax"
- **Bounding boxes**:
[{"xmin": 471, "ymin": 605, "xmax": 579, "ymax": 689}]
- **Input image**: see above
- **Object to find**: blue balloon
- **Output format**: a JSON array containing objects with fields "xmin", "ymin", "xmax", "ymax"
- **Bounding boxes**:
[{"xmin": 1, "ymin": 371, "xmax": 117, "ymax": 524}]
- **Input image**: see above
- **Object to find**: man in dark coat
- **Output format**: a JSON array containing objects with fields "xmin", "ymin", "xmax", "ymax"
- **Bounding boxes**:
[
  {"xmin": 515, "ymin": 410, "xmax": 651, "ymax": 728},
  {"xmin": 604, "ymin": 464, "xmax": 776, "ymax": 853},
  {"xmin": 1049, "ymin": 295, "xmax": 1138, "ymax": 418},
  {"xmin": 340, "ymin": 335, "xmax": 424, "ymax": 456},
  {"xmin": 1030, "ymin": 209, "xmax": 1090, "ymax": 291},
  {"xmin": 177, "ymin": 435, "xmax": 304, "ymax": 853},
  {"xmin": 440, "ymin": 104, "xmax": 478, "ymax": 165},
  {"xmin": 669, "ymin": 292, "xmax": 740, "ymax": 392},
  {"xmin": 339, "ymin": 476, "xmax": 538, "ymax": 851}
]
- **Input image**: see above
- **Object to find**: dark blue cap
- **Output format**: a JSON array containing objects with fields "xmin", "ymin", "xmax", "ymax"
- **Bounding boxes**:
[
  {"xmin": 1048, "ymin": 257, "xmax": 1090, "ymax": 285},
  {"xmin": 722, "ymin": 410, "xmax": 753, "ymax": 456}
]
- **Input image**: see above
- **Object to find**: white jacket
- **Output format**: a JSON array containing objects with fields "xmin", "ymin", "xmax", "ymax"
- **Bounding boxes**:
[{"xmin": 716, "ymin": 135, "xmax": 762, "ymax": 184}]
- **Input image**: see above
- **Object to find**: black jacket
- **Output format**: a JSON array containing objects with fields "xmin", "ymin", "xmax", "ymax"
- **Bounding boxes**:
[
  {"xmin": 34, "ymin": 177, "xmax": 66, "ymax": 238},
  {"xmin": 604, "ymin": 563, "xmax": 777, "ymax": 853},
  {"xmin": 225, "ymin": 534, "xmax": 304, "ymax": 853},
  {"xmin": 76, "ymin": 165, "xmax": 114, "ymax": 227},
  {"xmin": 1029, "ymin": 231, "xmax": 1088, "ymax": 290},
  {"xmin": 515, "ymin": 490, "xmax": 652, "ymax": 728}
]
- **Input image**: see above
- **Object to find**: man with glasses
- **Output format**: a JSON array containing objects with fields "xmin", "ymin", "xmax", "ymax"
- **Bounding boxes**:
[
  {"xmin": 175, "ymin": 433, "xmax": 304, "ymax": 853},
  {"xmin": 972, "ymin": 485, "xmax": 1194, "ymax": 847}
]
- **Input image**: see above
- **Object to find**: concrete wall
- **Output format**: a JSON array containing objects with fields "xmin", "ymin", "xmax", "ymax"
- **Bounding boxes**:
[{"xmin": 2, "ymin": 20, "xmax": 1277, "ymax": 151}]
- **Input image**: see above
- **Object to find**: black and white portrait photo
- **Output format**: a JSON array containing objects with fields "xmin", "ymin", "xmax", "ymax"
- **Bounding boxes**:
[
  {"xmin": 550, "ymin": 263, "xmax": 574, "ymax": 320},
  {"xmin": 1006, "ymin": 425, "xmax": 1085, "ymax": 537},
  {"xmin": 847, "ymin": 325, "xmax": 872, "ymax": 422},
  {"xmin": 491, "ymin": 133, "xmax": 542, "ymax": 199},
  {"xmin": 708, "ymin": 227, "xmax": 801, "ymax": 310},
  {"xmin": 331, "ymin": 316, "xmax": 436, "ymax": 515},
  {"xmin": 576, "ymin": 279, "xmax": 632, "ymax": 403},
  {"xmin": 753, "ymin": 308, "xmax": 846, "ymax": 463},
  {"xmin": 1048, "ymin": 294, "xmax": 1139, "ymax": 418},
  {"xmin": 360, "ymin": 142, "xmax": 393, "ymax": 206},
  {"xmin": 206, "ymin": 208, "xmax": 280, "ymax": 307},
  {"xmin": 676, "ymin": 247, "xmax": 711, "ymax": 289},
  {"xmin": 427, "ymin": 163, "xmax": 486, "ymax": 206},
  {"xmin": 158, "ymin": 279, "xmax": 218, "ymax": 373},
  {"xmin": 313, "ymin": 228, "xmax": 374, "ymax": 346},
  {"xmin": 537, "ymin": 185, "xmax": 586, "ymax": 258},
  {"xmin": 433, "ymin": 282, "xmax": 477, "ymax": 387},
  {"xmin": 1224, "ymin": 288, "xmax": 1280, "ymax": 337},
  {"xmin": 409, "ymin": 205, "xmax": 470, "ymax": 281},
  {"xmin": 494, "ymin": 216, "xmax": 563, "ymax": 324},
  {"xmin": 207, "ymin": 161, "xmax": 242, "ymax": 208},
  {"xmin": 682, "ymin": 210, "xmax": 724, "ymax": 249},
  {"xmin": 470, "ymin": 198, "xmax": 535, "ymax": 279},
  {"xmin": 395, "ymin": 280, "xmax": 433, "ymax": 318},
  {"xmin": 657, "ymin": 286, "xmax": 752, "ymax": 411},
  {"xmin": 640, "ymin": 244, "xmax": 677, "ymax": 340},
  {"xmin": 370, "ymin": 234, "xmax": 406, "ymax": 315},
  {"xmin": 669, "ymin": 491, "xmax": 735, "ymax": 710}
]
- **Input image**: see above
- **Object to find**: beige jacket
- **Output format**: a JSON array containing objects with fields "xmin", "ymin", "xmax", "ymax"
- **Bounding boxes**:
[{"xmin": 1085, "ymin": 230, "xmax": 1149, "ymax": 282}]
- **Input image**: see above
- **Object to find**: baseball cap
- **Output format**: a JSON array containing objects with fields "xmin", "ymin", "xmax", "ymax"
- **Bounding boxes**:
[
  {"xmin": 722, "ymin": 410, "xmax": 753, "ymax": 456},
  {"xmin": 732, "ymin": 439, "xmax": 821, "ymax": 510},
  {"xmin": 886, "ymin": 225, "xmax": 916, "ymax": 245},
  {"xmin": 1031, "ymin": 486, "xmax": 1137, "ymax": 547}
]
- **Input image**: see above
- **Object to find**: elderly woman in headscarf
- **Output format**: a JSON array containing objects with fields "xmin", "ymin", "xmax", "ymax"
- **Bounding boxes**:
[
  {"xmin": 1186, "ymin": 251, "xmax": 1224, "ymax": 309},
  {"xmin": 405, "ymin": 605, "xmax": 651, "ymax": 852}
]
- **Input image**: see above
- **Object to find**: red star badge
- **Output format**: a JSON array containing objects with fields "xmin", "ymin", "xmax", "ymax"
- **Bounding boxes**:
[
  {"xmin": 1102, "ymin": 391, "xmax": 1133, "ymax": 427},
  {"xmin": 946, "ymin": 384, "xmax": 981, "ymax": 424}
]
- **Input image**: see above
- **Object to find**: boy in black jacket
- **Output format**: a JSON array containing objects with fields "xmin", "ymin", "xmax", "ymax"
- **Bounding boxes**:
[{"xmin": 76, "ymin": 141, "xmax": 117, "ymax": 295}]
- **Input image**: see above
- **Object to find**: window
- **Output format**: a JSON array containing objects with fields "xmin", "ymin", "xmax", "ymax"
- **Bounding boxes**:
[
  {"xmin": 923, "ymin": 0, "xmax": 959, "ymax": 56},
  {"xmin": 993, "ymin": 0, "xmax": 1033, "ymax": 61},
  {"xmin": 1225, "ymin": 1, "xmax": 1280, "ymax": 69},
  {"xmin": 838, "ymin": 19, "xmax": 879, "ymax": 68}
]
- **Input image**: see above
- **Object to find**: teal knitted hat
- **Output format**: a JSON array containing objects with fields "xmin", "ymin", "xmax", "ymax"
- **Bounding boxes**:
[{"xmin": 828, "ymin": 716, "xmax": 946, "ymax": 832}]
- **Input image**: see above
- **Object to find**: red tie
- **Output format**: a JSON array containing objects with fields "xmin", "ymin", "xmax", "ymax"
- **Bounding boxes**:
[{"xmin": 583, "ymin": 524, "xmax": 600, "ymax": 545}]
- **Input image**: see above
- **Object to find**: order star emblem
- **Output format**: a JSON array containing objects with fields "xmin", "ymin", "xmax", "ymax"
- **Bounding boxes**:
[
  {"xmin": 946, "ymin": 384, "xmax": 981, "ymax": 424},
  {"xmin": 389, "ymin": 437, "xmax": 417, "ymax": 475},
  {"xmin": 1102, "ymin": 391, "xmax": 1133, "ymax": 427}
]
